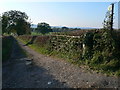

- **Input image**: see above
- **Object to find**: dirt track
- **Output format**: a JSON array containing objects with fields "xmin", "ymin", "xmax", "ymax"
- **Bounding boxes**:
[{"xmin": 2, "ymin": 38, "xmax": 120, "ymax": 88}]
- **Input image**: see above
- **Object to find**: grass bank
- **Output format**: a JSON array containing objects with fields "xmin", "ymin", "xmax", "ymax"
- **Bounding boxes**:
[{"xmin": 2, "ymin": 36, "xmax": 14, "ymax": 61}]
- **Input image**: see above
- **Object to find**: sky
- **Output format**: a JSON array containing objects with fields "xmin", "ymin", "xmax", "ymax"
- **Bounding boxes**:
[{"xmin": 0, "ymin": 1, "xmax": 119, "ymax": 28}]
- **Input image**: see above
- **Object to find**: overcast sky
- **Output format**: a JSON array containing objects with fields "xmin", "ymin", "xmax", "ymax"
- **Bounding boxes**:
[{"xmin": 0, "ymin": 1, "xmax": 119, "ymax": 28}]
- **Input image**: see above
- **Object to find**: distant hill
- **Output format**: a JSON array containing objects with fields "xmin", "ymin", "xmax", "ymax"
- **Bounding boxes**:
[{"xmin": 31, "ymin": 24, "xmax": 101, "ymax": 29}]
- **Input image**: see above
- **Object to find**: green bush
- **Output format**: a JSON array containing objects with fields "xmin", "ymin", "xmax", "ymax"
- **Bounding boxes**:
[{"xmin": 90, "ymin": 51, "xmax": 103, "ymax": 65}]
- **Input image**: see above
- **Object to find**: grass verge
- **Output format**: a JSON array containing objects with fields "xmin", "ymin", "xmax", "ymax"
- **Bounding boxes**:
[{"xmin": 2, "ymin": 36, "xmax": 14, "ymax": 61}]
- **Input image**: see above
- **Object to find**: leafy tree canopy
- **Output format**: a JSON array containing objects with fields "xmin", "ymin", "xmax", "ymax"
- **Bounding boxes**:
[
  {"xmin": 2, "ymin": 10, "xmax": 31, "ymax": 35},
  {"xmin": 36, "ymin": 22, "xmax": 53, "ymax": 34}
]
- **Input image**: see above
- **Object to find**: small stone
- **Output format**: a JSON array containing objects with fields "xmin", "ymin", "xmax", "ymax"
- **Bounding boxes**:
[
  {"xmin": 47, "ymin": 81, "xmax": 52, "ymax": 85},
  {"xmin": 26, "ymin": 61, "xmax": 32, "ymax": 65},
  {"xmin": 89, "ymin": 85, "xmax": 91, "ymax": 87},
  {"xmin": 36, "ymin": 80, "xmax": 40, "ymax": 83},
  {"xmin": 103, "ymin": 80, "xmax": 109, "ymax": 86},
  {"xmin": 30, "ymin": 74, "xmax": 35, "ymax": 77},
  {"xmin": 86, "ymin": 81, "xmax": 89, "ymax": 84}
]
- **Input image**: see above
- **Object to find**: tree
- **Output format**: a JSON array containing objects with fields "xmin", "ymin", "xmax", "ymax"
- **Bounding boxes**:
[
  {"xmin": 1, "ymin": 15, "xmax": 9, "ymax": 34},
  {"xmin": 61, "ymin": 26, "xmax": 69, "ymax": 32},
  {"xmin": 15, "ymin": 19, "xmax": 31, "ymax": 35},
  {"xmin": 2, "ymin": 10, "xmax": 31, "ymax": 35},
  {"xmin": 36, "ymin": 22, "xmax": 52, "ymax": 34}
]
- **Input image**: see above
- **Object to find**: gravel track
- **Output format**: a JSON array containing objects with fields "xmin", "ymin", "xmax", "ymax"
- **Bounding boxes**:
[{"xmin": 2, "ymin": 38, "xmax": 120, "ymax": 88}]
